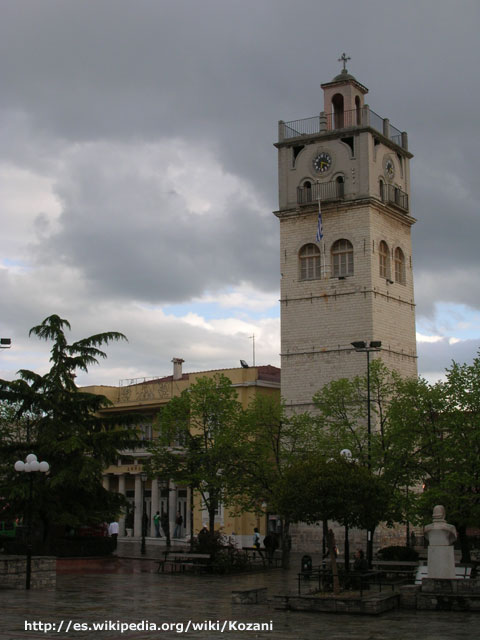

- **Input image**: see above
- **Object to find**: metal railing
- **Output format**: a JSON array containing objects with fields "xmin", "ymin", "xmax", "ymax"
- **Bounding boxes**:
[
  {"xmin": 281, "ymin": 107, "xmax": 405, "ymax": 148},
  {"xmin": 382, "ymin": 183, "xmax": 409, "ymax": 211},
  {"xmin": 297, "ymin": 180, "xmax": 344, "ymax": 204}
]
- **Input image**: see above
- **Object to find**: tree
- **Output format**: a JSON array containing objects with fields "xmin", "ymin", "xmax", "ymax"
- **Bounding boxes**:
[
  {"xmin": 312, "ymin": 361, "xmax": 419, "ymax": 555},
  {"xmin": 224, "ymin": 395, "xmax": 316, "ymax": 568},
  {"xmin": 0, "ymin": 315, "xmax": 135, "ymax": 543},
  {"xmin": 147, "ymin": 374, "xmax": 242, "ymax": 537},
  {"xmin": 389, "ymin": 356, "xmax": 480, "ymax": 562}
]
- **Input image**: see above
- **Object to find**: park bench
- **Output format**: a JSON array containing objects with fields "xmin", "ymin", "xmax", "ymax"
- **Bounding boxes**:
[{"xmin": 156, "ymin": 551, "xmax": 211, "ymax": 574}]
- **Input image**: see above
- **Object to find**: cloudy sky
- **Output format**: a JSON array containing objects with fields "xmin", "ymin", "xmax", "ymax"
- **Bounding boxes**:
[{"xmin": 1, "ymin": 0, "xmax": 479, "ymax": 388}]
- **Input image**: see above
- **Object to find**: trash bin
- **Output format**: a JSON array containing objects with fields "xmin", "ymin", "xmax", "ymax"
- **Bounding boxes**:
[{"xmin": 301, "ymin": 554, "xmax": 312, "ymax": 573}]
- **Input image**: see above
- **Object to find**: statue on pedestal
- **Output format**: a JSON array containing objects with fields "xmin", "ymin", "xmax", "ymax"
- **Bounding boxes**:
[{"xmin": 424, "ymin": 505, "xmax": 457, "ymax": 579}]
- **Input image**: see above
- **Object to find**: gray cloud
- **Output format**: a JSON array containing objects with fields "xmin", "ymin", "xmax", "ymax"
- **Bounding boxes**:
[{"xmin": 1, "ymin": 0, "xmax": 480, "ymax": 384}]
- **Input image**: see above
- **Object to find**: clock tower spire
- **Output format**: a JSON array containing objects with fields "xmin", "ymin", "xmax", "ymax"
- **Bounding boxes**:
[{"xmin": 274, "ymin": 62, "xmax": 417, "ymax": 412}]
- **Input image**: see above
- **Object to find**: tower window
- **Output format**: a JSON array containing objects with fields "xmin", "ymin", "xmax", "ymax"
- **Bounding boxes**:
[
  {"xmin": 379, "ymin": 179, "xmax": 385, "ymax": 201},
  {"xmin": 355, "ymin": 96, "xmax": 361, "ymax": 125},
  {"xmin": 332, "ymin": 93, "xmax": 344, "ymax": 129},
  {"xmin": 299, "ymin": 243, "xmax": 321, "ymax": 280},
  {"xmin": 332, "ymin": 239, "xmax": 354, "ymax": 277},
  {"xmin": 394, "ymin": 247, "xmax": 406, "ymax": 285},
  {"xmin": 303, "ymin": 181, "xmax": 312, "ymax": 203},
  {"xmin": 379, "ymin": 241, "xmax": 390, "ymax": 279}
]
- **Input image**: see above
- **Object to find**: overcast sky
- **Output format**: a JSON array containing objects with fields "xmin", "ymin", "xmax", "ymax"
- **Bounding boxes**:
[{"xmin": 1, "ymin": 0, "xmax": 479, "ymax": 388}]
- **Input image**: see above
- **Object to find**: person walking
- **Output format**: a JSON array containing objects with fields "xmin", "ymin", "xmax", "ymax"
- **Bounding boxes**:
[
  {"xmin": 153, "ymin": 511, "xmax": 161, "ymax": 538},
  {"xmin": 173, "ymin": 511, "xmax": 183, "ymax": 538},
  {"xmin": 108, "ymin": 520, "xmax": 119, "ymax": 550}
]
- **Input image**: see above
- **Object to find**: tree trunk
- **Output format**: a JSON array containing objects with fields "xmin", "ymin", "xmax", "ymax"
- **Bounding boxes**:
[
  {"xmin": 344, "ymin": 525, "xmax": 350, "ymax": 572},
  {"xmin": 457, "ymin": 524, "xmax": 470, "ymax": 564},
  {"xmin": 189, "ymin": 485, "xmax": 194, "ymax": 552},
  {"xmin": 328, "ymin": 529, "xmax": 340, "ymax": 595},
  {"xmin": 281, "ymin": 519, "xmax": 291, "ymax": 569}
]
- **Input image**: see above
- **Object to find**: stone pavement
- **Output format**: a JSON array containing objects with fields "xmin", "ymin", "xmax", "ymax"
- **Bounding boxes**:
[{"xmin": 1, "ymin": 542, "xmax": 478, "ymax": 640}]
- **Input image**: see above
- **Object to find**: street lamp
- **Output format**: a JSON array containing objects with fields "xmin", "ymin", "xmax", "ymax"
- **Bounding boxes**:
[
  {"xmin": 140, "ymin": 472, "xmax": 147, "ymax": 555},
  {"xmin": 340, "ymin": 448, "xmax": 353, "ymax": 571},
  {"xmin": 351, "ymin": 340, "xmax": 381, "ymax": 567},
  {"xmin": 14, "ymin": 454, "xmax": 49, "ymax": 589}
]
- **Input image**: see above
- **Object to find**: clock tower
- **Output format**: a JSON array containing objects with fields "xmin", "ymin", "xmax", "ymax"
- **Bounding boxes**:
[{"xmin": 274, "ymin": 58, "xmax": 417, "ymax": 412}]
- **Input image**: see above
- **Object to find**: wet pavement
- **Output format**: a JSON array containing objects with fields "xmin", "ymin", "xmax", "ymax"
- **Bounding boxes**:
[{"xmin": 1, "ymin": 541, "xmax": 478, "ymax": 640}]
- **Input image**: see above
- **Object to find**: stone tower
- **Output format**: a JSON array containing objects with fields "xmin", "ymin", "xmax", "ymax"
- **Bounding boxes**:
[{"xmin": 274, "ymin": 58, "xmax": 417, "ymax": 411}]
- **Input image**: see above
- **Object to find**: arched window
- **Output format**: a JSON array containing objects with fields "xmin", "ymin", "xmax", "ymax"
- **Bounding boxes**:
[
  {"xmin": 331, "ymin": 239, "xmax": 354, "ymax": 277},
  {"xmin": 379, "ymin": 241, "xmax": 390, "ymax": 279},
  {"xmin": 336, "ymin": 175, "xmax": 345, "ymax": 198},
  {"xmin": 394, "ymin": 247, "xmax": 406, "ymax": 284},
  {"xmin": 332, "ymin": 93, "xmax": 344, "ymax": 129},
  {"xmin": 299, "ymin": 243, "xmax": 321, "ymax": 281},
  {"xmin": 355, "ymin": 95, "xmax": 361, "ymax": 125},
  {"xmin": 379, "ymin": 178, "xmax": 385, "ymax": 202},
  {"xmin": 303, "ymin": 180, "xmax": 312, "ymax": 203}
]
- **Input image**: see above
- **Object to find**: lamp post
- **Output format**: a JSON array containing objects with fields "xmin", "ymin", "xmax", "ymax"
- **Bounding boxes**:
[
  {"xmin": 140, "ymin": 472, "xmax": 147, "ymax": 555},
  {"xmin": 340, "ymin": 449, "xmax": 352, "ymax": 572},
  {"xmin": 351, "ymin": 340, "xmax": 381, "ymax": 567},
  {"xmin": 14, "ymin": 454, "xmax": 49, "ymax": 589}
]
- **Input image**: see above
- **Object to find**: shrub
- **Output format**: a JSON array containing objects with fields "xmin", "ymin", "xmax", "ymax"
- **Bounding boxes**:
[{"xmin": 377, "ymin": 545, "xmax": 419, "ymax": 561}]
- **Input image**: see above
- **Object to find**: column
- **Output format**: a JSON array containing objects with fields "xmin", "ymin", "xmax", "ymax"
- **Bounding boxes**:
[
  {"xmin": 102, "ymin": 475, "xmax": 110, "ymax": 490},
  {"xmin": 169, "ymin": 482, "xmax": 177, "ymax": 538},
  {"xmin": 118, "ymin": 474, "xmax": 126, "ymax": 537},
  {"xmin": 134, "ymin": 474, "xmax": 142, "ymax": 538},
  {"xmin": 150, "ymin": 478, "xmax": 159, "ymax": 537}
]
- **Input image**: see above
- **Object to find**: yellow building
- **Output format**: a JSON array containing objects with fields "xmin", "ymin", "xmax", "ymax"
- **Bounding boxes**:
[{"xmin": 82, "ymin": 358, "xmax": 280, "ymax": 546}]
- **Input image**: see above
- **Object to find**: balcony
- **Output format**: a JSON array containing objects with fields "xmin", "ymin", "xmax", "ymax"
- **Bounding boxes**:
[
  {"xmin": 297, "ymin": 180, "xmax": 344, "ymax": 205},
  {"xmin": 280, "ymin": 107, "xmax": 405, "ymax": 149},
  {"xmin": 382, "ymin": 183, "xmax": 409, "ymax": 212},
  {"xmin": 297, "ymin": 180, "xmax": 409, "ymax": 213}
]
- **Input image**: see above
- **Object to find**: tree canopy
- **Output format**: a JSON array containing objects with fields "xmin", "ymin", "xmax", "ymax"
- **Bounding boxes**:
[
  {"xmin": 0, "ymin": 315, "xmax": 135, "ymax": 541},
  {"xmin": 147, "ymin": 373, "xmax": 242, "ymax": 535}
]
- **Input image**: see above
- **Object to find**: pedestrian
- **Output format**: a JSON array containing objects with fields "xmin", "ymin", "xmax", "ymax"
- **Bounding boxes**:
[
  {"xmin": 253, "ymin": 527, "xmax": 261, "ymax": 549},
  {"xmin": 153, "ymin": 511, "xmax": 161, "ymax": 538},
  {"xmin": 353, "ymin": 549, "xmax": 368, "ymax": 572},
  {"xmin": 161, "ymin": 511, "xmax": 169, "ymax": 538},
  {"xmin": 173, "ymin": 511, "xmax": 183, "ymax": 538},
  {"xmin": 108, "ymin": 520, "xmax": 119, "ymax": 550},
  {"xmin": 264, "ymin": 531, "xmax": 279, "ymax": 564}
]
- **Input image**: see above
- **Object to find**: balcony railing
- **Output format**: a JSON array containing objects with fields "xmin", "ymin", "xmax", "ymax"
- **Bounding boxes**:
[
  {"xmin": 382, "ymin": 183, "xmax": 409, "ymax": 211},
  {"xmin": 297, "ymin": 180, "xmax": 344, "ymax": 204},
  {"xmin": 297, "ymin": 180, "xmax": 409, "ymax": 212},
  {"xmin": 281, "ymin": 107, "xmax": 406, "ymax": 149}
]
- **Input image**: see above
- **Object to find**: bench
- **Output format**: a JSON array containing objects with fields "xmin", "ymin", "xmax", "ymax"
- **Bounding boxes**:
[{"xmin": 157, "ymin": 552, "xmax": 211, "ymax": 573}]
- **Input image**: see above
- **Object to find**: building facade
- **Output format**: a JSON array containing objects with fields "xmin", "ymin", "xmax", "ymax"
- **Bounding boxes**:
[
  {"xmin": 275, "ymin": 60, "xmax": 417, "ymax": 414},
  {"xmin": 83, "ymin": 359, "xmax": 280, "ymax": 545}
]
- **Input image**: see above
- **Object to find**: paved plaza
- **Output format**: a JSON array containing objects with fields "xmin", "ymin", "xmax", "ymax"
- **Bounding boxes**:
[{"xmin": 1, "ymin": 542, "xmax": 478, "ymax": 640}]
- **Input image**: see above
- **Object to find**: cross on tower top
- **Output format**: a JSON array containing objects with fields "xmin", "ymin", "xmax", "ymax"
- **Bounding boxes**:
[{"xmin": 338, "ymin": 52, "xmax": 351, "ymax": 72}]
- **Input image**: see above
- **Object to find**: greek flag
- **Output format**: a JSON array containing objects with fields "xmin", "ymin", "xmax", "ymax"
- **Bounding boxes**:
[{"xmin": 316, "ymin": 201, "xmax": 323, "ymax": 242}]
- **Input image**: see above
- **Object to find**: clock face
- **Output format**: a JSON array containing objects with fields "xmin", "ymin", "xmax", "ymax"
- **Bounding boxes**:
[
  {"xmin": 384, "ymin": 157, "xmax": 395, "ymax": 180},
  {"xmin": 312, "ymin": 151, "xmax": 332, "ymax": 174}
]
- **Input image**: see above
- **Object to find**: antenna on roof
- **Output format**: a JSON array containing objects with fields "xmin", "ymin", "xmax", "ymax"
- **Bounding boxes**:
[
  {"xmin": 240, "ymin": 360, "xmax": 249, "ymax": 369},
  {"xmin": 249, "ymin": 334, "xmax": 256, "ymax": 366}
]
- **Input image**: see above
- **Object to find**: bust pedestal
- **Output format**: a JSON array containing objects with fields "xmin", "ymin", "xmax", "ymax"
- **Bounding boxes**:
[{"xmin": 424, "ymin": 506, "xmax": 457, "ymax": 579}]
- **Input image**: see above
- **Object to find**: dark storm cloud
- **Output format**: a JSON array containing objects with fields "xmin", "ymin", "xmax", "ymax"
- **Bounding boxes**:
[
  {"xmin": 1, "ymin": 0, "xmax": 480, "ymax": 381},
  {"xmin": 30, "ymin": 140, "xmax": 278, "ymax": 302}
]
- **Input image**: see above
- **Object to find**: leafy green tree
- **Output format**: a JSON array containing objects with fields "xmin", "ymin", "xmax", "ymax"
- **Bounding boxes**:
[
  {"xmin": 224, "ymin": 395, "xmax": 316, "ymax": 568},
  {"xmin": 0, "ymin": 315, "xmax": 135, "ymax": 543},
  {"xmin": 389, "ymin": 356, "xmax": 480, "ymax": 561},
  {"xmin": 312, "ymin": 361, "xmax": 420, "ymax": 557},
  {"xmin": 147, "ymin": 374, "xmax": 242, "ymax": 537}
]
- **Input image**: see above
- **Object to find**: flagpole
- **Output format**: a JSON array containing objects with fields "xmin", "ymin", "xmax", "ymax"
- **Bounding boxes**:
[{"xmin": 316, "ymin": 197, "xmax": 325, "ymax": 277}]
